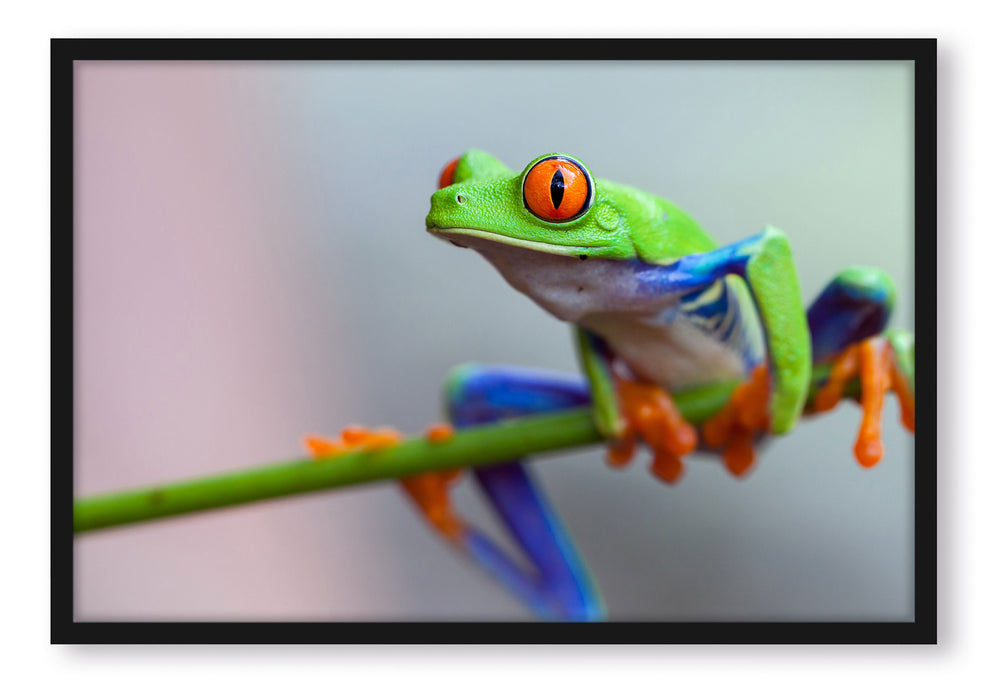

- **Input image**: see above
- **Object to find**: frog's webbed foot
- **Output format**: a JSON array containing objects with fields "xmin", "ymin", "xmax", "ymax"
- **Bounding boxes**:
[
  {"xmin": 306, "ymin": 423, "xmax": 466, "ymax": 537},
  {"xmin": 605, "ymin": 375, "xmax": 699, "ymax": 484},
  {"xmin": 810, "ymin": 332, "xmax": 915, "ymax": 467},
  {"xmin": 701, "ymin": 365, "xmax": 771, "ymax": 478},
  {"xmin": 397, "ymin": 424, "xmax": 465, "ymax": 537}
]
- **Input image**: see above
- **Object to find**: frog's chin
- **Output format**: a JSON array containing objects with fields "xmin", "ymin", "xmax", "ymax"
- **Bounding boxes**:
[{"xmin": 427, "ymin": 226, "xmax": 582, "ymax": 258}]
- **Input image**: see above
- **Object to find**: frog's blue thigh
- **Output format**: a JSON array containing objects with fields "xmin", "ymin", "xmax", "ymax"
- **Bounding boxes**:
[
  {"xmin": 444, "ymin": 363, "xmax": 604, "ymax": 622},
  {"xmin": 806, "ymin": 266, "xmax": 896, "ymax": 363}
]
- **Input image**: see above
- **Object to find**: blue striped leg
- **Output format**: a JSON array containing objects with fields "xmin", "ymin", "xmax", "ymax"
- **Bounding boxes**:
[
  {"xmin": 806, "ymin": 266, "xmax": 896, "ymax": 363},
  {"xmin": 420, "ymin": 363, "xmax": 604, "ymax": 621}
]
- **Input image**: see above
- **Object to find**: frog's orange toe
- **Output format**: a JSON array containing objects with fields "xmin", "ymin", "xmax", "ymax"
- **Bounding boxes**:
[
  {"xmin": 649, "ymin": 450, "xmax": 684, "ymax": 484},
  {"xmin": 723, "ymin": 429, "xmax": 758, "ymax": 477},
  {"xmin": 814, "ymin": 336, "xmax": 913, "ymax": 468},
  {"xmin": 813, "ymin": 349, "xmax": 859, "ymax": 414},
  {"xmin": 890, "ymin": 361, "xmax": 916, "ymax": 434},
  {"xmin": 340, "ymin": 424, "xmax": 371, "ymax": 447},
  {"xmin": 701, "ymin": 411, "xmax": 732, "ymax": 448},
  {"xmin": 611, "ymin": 376, "xmax": 698, "ymax": 484},
  {"xmin": 605, "ymin": 433, "xmax": 637, "ymax": 468},
  {"xmin": 702, "ymin": 365, "xmax": 769, "ymax": 478},
  {"xmin": 400, "ymin": 469, "xmax": 465, "ymax": 538},
  {"xmin": 667, "ymin": 421, "xmax": 699, "ymax": 456},
  {"xmin": 425, "ymin": 422, "xmax": 456, "ymax": 443},
  {"xmin": 855, "ymin": 438, "xmax": 884, "ymax": 468},
  {"xmin": 306, "ymin": 424, "xmax": 403, "ymax": 456},
  {"xmin": 363, "ymin": 427, "xmax": 403, "ymax": 450},
  {"xmin": 900, "ymin": 404, "xmax": 915, "ymax": 433},
  {"xmin": 305, "ymin": 435, "xmax": 346, "ymax": 458}
]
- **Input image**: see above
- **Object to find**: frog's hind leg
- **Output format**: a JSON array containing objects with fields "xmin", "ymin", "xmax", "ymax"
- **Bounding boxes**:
[
  {"xmin": 407, "ymin": 363, "xmax": 603, "ymax": 621},
  {"xmin": 806, "ymin": 266, "xmax": 896, "ymax": 363},
  {"xmin": 805, "ymin": 266, "xmax": 914, "ymax": 466}
]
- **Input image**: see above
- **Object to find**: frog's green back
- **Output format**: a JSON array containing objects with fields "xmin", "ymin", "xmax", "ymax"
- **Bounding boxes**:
[{"xmin": 598, "ymin": 179, "xmax": 719, "ymax": 264}]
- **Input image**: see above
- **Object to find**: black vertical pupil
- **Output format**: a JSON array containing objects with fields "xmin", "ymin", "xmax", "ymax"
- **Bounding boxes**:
[{"xmin": 550, "ymin": 168, "xmax": 565, "ymax": 209}]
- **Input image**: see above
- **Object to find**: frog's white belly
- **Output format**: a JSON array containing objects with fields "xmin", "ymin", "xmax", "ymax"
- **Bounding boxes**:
[
  {"xmin": 580, "ymin": 311, "xmax": 747, "ymax": 390},
  {"xmin": 464, "ymin": 239, "xmax": 762, "ymax": 389}
]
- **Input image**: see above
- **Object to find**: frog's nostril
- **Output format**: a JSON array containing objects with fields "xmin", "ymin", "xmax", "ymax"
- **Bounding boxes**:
[{"xmin": 455, "ymin": 193, "xmax": 467, "ymax": 204}]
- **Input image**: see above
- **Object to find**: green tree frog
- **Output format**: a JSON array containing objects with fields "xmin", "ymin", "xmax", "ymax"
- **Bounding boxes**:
[{"xmin": 320, "ymin": 150, "xmax": 916, "ymax": 621}]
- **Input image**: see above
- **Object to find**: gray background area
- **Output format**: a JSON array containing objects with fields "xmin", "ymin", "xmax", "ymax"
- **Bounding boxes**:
[{"xmin": 75, "ymin": 61, "xmax": 913, "ymax": 621}]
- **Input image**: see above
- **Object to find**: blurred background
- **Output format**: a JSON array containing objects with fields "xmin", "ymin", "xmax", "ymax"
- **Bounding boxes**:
[{"xmin": 74, "ymin": 59, "xmax": 914, "ymax": 621}]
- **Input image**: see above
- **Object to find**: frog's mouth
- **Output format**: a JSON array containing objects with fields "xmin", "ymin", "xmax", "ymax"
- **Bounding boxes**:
[{"xmin": 427, "ymin": 226, "xmax": 596, "ymax": 258}]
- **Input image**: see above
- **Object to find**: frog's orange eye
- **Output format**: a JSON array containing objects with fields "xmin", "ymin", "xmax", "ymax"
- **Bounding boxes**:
[
  {"xmin": 438, "ymin": 157, "xmax": 460, "ymax": 189},
  {"xmin": 523, "ymin": 156, "xmax": 593, "ymax": 222}
]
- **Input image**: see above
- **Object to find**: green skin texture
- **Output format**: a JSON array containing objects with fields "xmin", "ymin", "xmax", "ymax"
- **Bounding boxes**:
[{"xmin": 426, "ymin": 150, "xmax": 812, "ymax": 437}]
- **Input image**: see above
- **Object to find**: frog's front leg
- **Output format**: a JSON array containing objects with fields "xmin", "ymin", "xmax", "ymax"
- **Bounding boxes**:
[
  {"xmin": 615, "ymin": 227, "xmax": 812, "ymax": 476},
  {"xmin": 405, "ymin": 364, "xmax": 604, "ymax": 621},
  {"xmin": 576, "ymin": 327, "xmax": 698, "ymax": 484}
]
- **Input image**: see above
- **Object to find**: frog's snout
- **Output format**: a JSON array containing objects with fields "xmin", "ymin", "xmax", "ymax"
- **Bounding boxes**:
[
  {"xmin": 431, "ymin": 187, "xmax": 469, "ymax": 207},
  {"xmin": 426, "ymin": 186, "xmax": 470, "ymax": 230}
]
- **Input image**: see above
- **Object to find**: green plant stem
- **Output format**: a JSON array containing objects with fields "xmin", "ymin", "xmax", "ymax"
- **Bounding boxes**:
[{"xmin": 74, "ymin": 364, "xmax": 847, "ymax": 534}]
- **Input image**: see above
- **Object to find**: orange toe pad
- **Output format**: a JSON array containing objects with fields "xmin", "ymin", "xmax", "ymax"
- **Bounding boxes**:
[
  {"xmin": 606, "ymin": 376, "xmax": 698, "ymax": 484},
  {"xmin": 813, "ymin": 337, "xmax": 915, "ymax": 467},
  {"xmin": 306, "ymin": 424, "xmax": 402, "ymax": 458},
  {"xmin": 701, "ymin": 365, "xmax": 770, "ymax": 477},
  {"xmin": 399, "ymin": 469, "xmax": 464, "ymax": 537}
]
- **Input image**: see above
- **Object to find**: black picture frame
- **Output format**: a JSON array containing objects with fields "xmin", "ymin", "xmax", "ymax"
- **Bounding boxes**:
[{"xmin": 53, "ymin": 37, "xmax": 935, "ymax": 644}]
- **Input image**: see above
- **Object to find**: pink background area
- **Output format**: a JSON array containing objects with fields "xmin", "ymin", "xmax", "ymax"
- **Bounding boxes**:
[{"xmin": 75, "ymin": 63, "xmax": 402, "ymax": 618}]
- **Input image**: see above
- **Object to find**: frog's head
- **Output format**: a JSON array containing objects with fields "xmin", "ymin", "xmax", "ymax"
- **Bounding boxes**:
[{"xmin": 426, "ymin": 150, "xmax": 637, "ymax": 260}]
